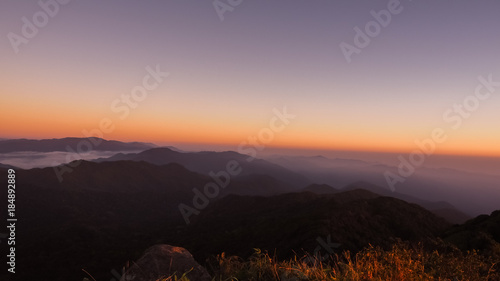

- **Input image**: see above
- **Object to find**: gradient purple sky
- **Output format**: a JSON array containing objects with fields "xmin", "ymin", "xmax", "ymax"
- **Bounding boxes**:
[{"xmin": 1, "ymin": 0, "xmax": 500, "ymax": 156}]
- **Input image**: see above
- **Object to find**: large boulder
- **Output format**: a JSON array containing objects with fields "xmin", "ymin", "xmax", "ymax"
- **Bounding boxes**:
[{"xmin": 120, "ymin": 244, "xmax": 211, "ymax": 281}]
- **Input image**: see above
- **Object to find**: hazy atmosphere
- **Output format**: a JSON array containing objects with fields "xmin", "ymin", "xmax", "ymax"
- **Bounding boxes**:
[
  {"xmin": 2, "ymin": 0, "xmax": 500, "ymax": 156},
  {"xmin": 1, "ymin": 1, "xmax": 499, "ymax": 280}
]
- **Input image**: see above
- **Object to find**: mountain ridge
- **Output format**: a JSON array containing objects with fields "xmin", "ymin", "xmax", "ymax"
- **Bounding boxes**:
[
  {"xmin": 0, "ymin": 137, "xmax": 156, "ymax": 153},
  {"xmin": 96, "ymin": 147, "xmax": 310, "ymax": 188}
]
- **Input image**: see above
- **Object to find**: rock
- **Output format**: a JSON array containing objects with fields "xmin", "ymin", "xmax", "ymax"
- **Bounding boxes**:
[{"xmin": 120, "ymin": 244, "xmax": 211, "ymax": 281}]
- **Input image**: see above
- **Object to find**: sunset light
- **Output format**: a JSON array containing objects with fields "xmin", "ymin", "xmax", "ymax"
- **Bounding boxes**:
[{"xmin": 1, "ymin": 1, "xmax": 499, "ymax": 280}]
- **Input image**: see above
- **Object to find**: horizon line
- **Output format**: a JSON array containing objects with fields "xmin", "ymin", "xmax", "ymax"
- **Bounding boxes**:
[{"xmin": 2, "ymin": 135, "xmax": 500, "ymax": 159}]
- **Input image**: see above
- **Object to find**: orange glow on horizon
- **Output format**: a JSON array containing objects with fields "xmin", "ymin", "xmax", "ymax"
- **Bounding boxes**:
[
  {"xmin": 2, "ymin": 104, "xmax": 499, "ymax": 158},
  {"xmin": 1, "ymin": 127, "xmax": 499, "ymax": 158}
]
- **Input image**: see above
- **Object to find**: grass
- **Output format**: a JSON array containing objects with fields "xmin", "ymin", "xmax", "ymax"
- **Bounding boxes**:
[
  {"xmin": 84, "ymin": 241, "xmax": 498, "ymax": 281},
  {"xmin": 207, "ymin": 241, "xmax": 499, "ymax": 281}
]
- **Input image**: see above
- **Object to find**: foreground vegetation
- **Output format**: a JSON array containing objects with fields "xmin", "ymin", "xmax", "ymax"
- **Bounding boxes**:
[{"xmin": 206, "ymin": 241, "xmax": 499, "ymax": 281}]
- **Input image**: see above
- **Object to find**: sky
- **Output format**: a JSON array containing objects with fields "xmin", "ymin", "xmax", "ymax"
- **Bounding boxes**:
[{"xmin": 1, "ymin": 0, "xmax": 500, "ymax": 157}]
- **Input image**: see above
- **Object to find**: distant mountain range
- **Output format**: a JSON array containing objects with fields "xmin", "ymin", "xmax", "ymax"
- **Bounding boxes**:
[
  {"xmin": 0, "ymin": 163, "xmax": 471, "ymax": 281},
  {"xmin": 19, "ymin": 160, "xmax": 293, "ymax": 199},
  {"xmin": 300, "ymin": 182, "xmax": 469, "ymax": 224},
  {"xmin": 267, "ymin": 154, "xmax": 500, "ymax": 216},
  {"xmin": 0, "ymin": 137, "xmax": 156, "ymax": 153},
  {"xmin": 1, "ymin": 138, "xmax": 497, "ymax": 217},
  {"xmin": 1, "ymin": 157, "xmax": 498, "ymax": 281},
  {"xmin": 0, "ymin": 162, "xmax": 16, "ymax": 169},
  {"xmin": 95, "ymin": 147, "xmax": 310, "ymax": 188},
  {"xmin": 302, "ymin": 183, "xmax": 338, "ymax": 194},
  {"xmin": 343, "ymin": 181, "xmax": 471, "ymax": 224},
  {"xmin": 91, "ymin": 149, "xmax": 481, "ymax": 224},
  {"xmin": 1, "ymin": 137, "xmax": 498, "ymax": 281},
  {"xmin": 13, "ymin": 158, "xmax": 469, "ymax": 224},
  {"xmin": 0, "ymin": 137, "xmax": 479, "ymax": 220}
]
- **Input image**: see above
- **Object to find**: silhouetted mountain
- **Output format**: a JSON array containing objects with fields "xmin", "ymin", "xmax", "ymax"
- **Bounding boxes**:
[
  {"xmin": 431, "ymin": 208, "xmax": 474, "ymax": 226},
  {"xmin": 344, "ymin": 181, "xmax": 471, "ymax": 224},
  {"xmin": 302, "ymin": 183, "xmax": 338, "ymax": 194},
  {"xmin": 0, "ymin": 165, "xmax": 192, "ymax": 281},
  {"xmin": 22, "ymin": 160, "xmax": 205, "ymax": 193},
  {"xmin": 0, "ymin": 162, "xmax": 16, "ymax": 169},
  {"xmin": 19, "ymin": 160, "xmax": 295, "ymax": 198},
  {"xmin": 159, "ymin": 145, "xmax": 185, "ymax": 152},
  {"xmin": 344, "ymin": 181, "xmax": 391, "ymax": 196},
  {"xmin": 0, "ymin": 137, "xmax": 156, "ymax": 153},
  {"xmin": 442, "ymin": 210, "xmax": 500, "ymax": 256},
  {"xmin": 1, "ymin": 161, "xmax": 295, "ymax": 281},
  {"xmin": 267, "ymin": 154, "xmax": 500, "ymax": 217},
  {"xmin": 224, "ymin": 174, "xmax": 292, "ymax": 196},
  {"xmin": 185, "ymin": 189, "xmax": 451, "ymax": 259},
  {"xmin": 1, "ymin": 160, "xmax": 489, "ymax": 281},
  {"xmin": 268, "ymin": 155, "xmax": 371, "ymax": 170},
  {"xmin": 96, "ymin": 147, "xmax": 310, "ymax": 188}
]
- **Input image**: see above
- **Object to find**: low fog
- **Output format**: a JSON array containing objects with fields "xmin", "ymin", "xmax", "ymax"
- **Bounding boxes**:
[
  {"xmin": 1, "ymin": 146, "xmax": 498, "ymax": 217},
  {"xmin": 0, "ymin": 151, "xmax": 142, "ymax": 169},
  {"xmin": 265, "ymin": 152, "xmax": 500, "ymax": 217}
]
